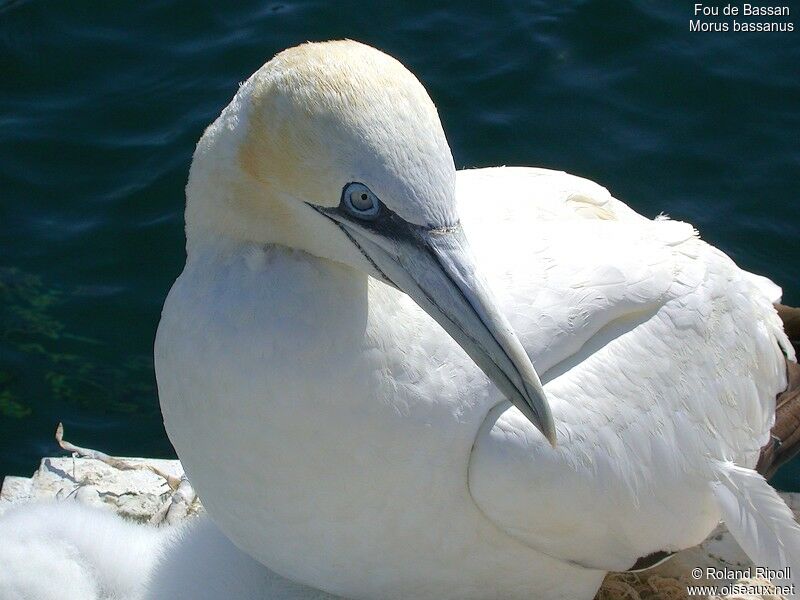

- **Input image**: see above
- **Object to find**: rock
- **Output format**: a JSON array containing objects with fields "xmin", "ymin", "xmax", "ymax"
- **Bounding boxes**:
[{"xmin": 0, "ymin": 456, "xmax": 201, "ymax": 523}]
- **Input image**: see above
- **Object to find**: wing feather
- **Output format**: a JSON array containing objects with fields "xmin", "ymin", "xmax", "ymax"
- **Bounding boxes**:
[
  {"xmin": 712, "ymin": 461, "xmax": 800, "ymax": 592},
  {"xmin": 462, "ymin": 167, "xmax": 791, "ymax": 571}
]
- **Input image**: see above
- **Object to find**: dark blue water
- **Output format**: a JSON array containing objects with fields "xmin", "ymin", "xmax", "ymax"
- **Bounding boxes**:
[{"xmin": 1, "ymin": 1, "xmax": 798, "ymax": 488}]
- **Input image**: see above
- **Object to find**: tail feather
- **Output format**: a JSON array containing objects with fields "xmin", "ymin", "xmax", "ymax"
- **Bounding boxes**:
[{"xmin": 712, "ymin": 461, "xmax": 800, "ymax": 593}]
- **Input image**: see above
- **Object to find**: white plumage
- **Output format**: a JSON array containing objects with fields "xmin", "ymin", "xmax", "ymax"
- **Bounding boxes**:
[
  {"xmin": 0, "ymin": 39, "xmax": 795, "ymax": 600},
  {"xmin": 157, "ymin": 162, "xmax": 793, "ymax": 599},
  {"xmin": 0, "ymin": 502, "xmax": 163, "ymax": 600},
  {"xmin": 2, "ymin": 39, "xmax": 795, "ymax": 600},
  {"xmin": 462, "ymin": 167, "xmax": 792, "ymax": 570},
  {"xmin": 712, "ymin": 462, "xmax": 800, "ymax": 591},
  {"xmin": 0, "ymin": 502, "xmax": 338, "ymax": 600},
  {"xmin": 153, "ymin": 40, "xmax": 795, "ymax": 599},
  {"xmin": 146, "ymin": 514, "xmax": 337, "ymax": 600}
]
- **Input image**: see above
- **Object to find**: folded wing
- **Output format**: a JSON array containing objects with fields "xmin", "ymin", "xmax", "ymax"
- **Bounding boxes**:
[{"xmin": 460, "ymin": 167, "xmax": 792, "ymax": 571}]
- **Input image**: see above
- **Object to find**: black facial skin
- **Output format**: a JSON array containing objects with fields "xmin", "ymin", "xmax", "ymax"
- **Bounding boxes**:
[
  {"xmin": 312, "ymin": 182, "xmax": 459, "ymax": 244},
  {"xmin": 306, "ymin": 181, "xmax": 462, "ymax": 289},
  {"xmin": 307, "ymin": 183, "xmax": 414, "ymax": 285}
]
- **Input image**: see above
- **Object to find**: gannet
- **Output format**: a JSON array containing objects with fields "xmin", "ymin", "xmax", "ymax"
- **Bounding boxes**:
[
  {"xmin": 155, "ymin": 40, "xmax": 800, "ymax": 599},
  {"xmin": 0, "ymin": 501, "xmax": 337, "ymax": 600},
  {"xmin": 0, "ymin": 502, "xmax": 163, "ymax": 600}
]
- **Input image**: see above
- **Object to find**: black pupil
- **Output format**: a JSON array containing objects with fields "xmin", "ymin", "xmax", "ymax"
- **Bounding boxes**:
[
  {"xmin": 352, "ymin": 190, "xmax": 373, "ymax": 211},
  {"xmin": 348, "ymin": 186, "xmax": 376, "ymax": 214}
]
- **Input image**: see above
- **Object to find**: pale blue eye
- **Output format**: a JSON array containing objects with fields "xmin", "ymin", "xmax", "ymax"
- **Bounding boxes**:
[{"xmin": 343, "ymin": 182, "xmax": 380, "ymax": 218}]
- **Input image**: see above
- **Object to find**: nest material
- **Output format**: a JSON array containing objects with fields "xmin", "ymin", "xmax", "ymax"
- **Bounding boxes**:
[{"xmin": 596, "ymin": 573, "xmax": 785, "ymax": 600}]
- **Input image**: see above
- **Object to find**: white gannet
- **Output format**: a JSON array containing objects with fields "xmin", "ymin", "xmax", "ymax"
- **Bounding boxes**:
[
  {"xmin": 0, "ymin": 501, "xmax": 164, "ymax": 600},
  {"xmin": 0, "ymin": 501, "xmax": 338, "ymax": 600},
  {"xmin": 155, "ymin": 40, "xmax": 800, "ymax": 599}
]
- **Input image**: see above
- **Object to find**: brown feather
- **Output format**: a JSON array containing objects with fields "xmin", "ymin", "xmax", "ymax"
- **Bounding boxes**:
[
  {"xmin": 757, "ymin": 358, "xmax": 800, "ymax": 479},
  {"xmin": 775, "ymin": 303, "xmax": 800, "ymax": 356}
]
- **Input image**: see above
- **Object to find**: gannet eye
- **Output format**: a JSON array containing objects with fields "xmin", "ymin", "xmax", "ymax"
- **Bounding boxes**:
[{"xmin": 343, "ymin": 182, "xmax": 380, "ymax": 218}]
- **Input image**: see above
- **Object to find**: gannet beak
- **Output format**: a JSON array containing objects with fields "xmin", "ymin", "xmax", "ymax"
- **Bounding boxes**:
[{"xmin": 321, "ymin": 208, "xmax": 557, "ymax": 446}]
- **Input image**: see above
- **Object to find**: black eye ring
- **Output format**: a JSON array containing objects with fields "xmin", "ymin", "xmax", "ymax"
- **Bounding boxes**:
[{"xmin": 342, "ymin": 182, "xmax": 380, "ymax": 219}]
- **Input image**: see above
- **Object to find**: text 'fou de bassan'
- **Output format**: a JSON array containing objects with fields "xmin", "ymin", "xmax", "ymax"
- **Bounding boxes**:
[{"xmin": 690, "ymin": 3, "xmax": 794, "ymax": 31}]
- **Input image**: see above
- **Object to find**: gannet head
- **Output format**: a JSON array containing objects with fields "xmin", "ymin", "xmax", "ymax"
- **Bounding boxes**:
[{"xmin": 186, "ymin": 40, "xmax": 555, "ymax": 445}]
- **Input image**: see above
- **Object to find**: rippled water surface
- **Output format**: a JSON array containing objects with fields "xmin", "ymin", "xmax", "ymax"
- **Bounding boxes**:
[{"xmin": 1, "ymin": 1, "xmax": 798, "ymax": 488}]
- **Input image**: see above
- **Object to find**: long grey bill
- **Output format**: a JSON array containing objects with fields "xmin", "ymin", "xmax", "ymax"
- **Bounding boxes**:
[{"xmin": 342, "ymin": 220, "xmax": 557, "ymax": 447}]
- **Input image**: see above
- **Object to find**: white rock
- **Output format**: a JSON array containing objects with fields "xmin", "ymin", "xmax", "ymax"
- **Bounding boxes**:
[{"xmin": 0, "ymin": 456, "xmax": 199, "ymax": 523}]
